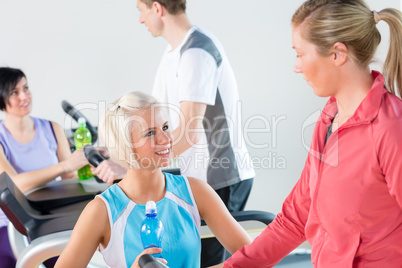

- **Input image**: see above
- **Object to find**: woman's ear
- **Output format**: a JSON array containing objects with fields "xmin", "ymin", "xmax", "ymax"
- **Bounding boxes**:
[{"xmin": 332, "ymin": 42, "xmax": 348, "ymax": 67}]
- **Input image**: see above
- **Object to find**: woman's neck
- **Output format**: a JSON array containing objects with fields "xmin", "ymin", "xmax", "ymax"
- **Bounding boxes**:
[
  {"xmin": 3, "ymin": 114, "xmax": 34, "ymax": 137},
  {"xmin": 118, "ymin": 168, "xmax": 166, "ymax": 205},
  {"xmin": 335, "ymin": 71, "xmax": 374, "ymax": 117},
  {"xmin": 332, "ymin": 68, "xmax": 374, "ymax": 129}
]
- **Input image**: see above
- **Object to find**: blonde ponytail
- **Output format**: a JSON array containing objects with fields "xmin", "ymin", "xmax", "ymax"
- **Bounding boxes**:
[{"xmin": 378, "ymin": 8, "xmax": 402, "ymax": 97}]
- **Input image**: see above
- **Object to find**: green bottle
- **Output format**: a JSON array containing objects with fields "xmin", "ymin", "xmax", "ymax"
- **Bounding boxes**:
[{"xmin": 74, "ymin": 117, "xmax": 93, "ymax": 180}]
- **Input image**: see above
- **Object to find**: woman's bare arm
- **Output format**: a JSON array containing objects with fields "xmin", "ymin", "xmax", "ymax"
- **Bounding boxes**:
[{"xmin": 55, "ymin": 198, "xmax": 110, "ymax": 268}]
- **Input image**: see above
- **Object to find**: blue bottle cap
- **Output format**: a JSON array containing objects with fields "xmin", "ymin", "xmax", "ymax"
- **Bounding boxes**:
[{"xmin": 145, "ymin": 200, "xmax": 157, "ymax": 215}]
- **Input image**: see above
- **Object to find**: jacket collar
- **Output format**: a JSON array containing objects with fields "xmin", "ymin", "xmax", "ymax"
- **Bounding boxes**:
[{"xmin": 320, "ymin": 70, "xmax": 386, "ymax": 125}]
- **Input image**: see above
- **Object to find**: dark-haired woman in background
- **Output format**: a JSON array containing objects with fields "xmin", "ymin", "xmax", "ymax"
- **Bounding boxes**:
[{"xmin": 0, "ymin": 67, "xmax": 88, "ymax": 267}]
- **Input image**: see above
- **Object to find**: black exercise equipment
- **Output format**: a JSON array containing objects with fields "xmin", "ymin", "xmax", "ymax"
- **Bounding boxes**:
[
  {"xmin": 0, "ymin": 172, "xmax": 108, "ymax": 267},
  {"xmin": 139, "ymin": 254, "xmax": 169, "ymax": 268}
]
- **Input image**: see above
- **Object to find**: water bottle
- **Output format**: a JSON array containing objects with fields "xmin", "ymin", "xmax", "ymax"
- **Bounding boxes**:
[
  {"xmin": 74, "ymin": 117, "xmax": 93, "ymax": 180},
  {"xmin": 140, "ymin": 201, "xmax": 164, "ymax": 259}
]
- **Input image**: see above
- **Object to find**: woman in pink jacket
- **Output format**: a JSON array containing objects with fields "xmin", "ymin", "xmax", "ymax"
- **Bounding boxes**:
[{"xmin": 220, "ymin": 0, "xmax": 402, "ymax": 267}]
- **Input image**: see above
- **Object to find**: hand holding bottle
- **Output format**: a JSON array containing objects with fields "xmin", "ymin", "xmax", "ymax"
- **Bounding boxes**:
[{"xmin": 61, "ymin": 148, "xmax": 89, "ymax": 174}]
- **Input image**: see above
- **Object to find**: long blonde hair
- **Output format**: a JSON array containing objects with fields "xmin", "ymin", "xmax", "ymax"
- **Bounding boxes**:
[
  {"xmin": 99, "ymin": 91, "xmax": 159, "ymax": 169},
  {"xmin": 292, "ymin": 0, "xmax": 402, "ymax": 97}
]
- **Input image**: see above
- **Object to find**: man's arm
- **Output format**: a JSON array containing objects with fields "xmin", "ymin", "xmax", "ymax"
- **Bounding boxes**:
[{"xmin": 171, "ymin": 101, "xmax": 207, "ymax": 158}]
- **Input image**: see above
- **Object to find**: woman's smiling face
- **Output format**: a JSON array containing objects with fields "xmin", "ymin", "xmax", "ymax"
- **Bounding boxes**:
[
  {"xmin": 5, "ymin": 76, "xmax": 32, "ymax": 116},
  {"xmin": 130, "ymin": 106, "xmax": 173, "ymax": 169}
]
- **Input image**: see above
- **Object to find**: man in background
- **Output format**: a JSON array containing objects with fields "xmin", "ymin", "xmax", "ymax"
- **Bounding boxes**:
[{"xmin": 137, "ymin": 0, "xmax": 255, "ymax": 265}]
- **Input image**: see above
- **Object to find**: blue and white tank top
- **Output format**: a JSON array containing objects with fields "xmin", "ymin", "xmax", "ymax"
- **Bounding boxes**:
[
  {"xmin": 0, "ymin": 116, "xmax": 58, "ymax": 227},
  {"xmin": 98, "ymin": 173, "xmax": 201, "ymax": 268}
]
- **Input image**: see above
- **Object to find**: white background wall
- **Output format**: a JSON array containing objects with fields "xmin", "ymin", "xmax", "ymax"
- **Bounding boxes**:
[{"xmin": 0, "ymin": 0, "xmax": 400, "ymax": 214}]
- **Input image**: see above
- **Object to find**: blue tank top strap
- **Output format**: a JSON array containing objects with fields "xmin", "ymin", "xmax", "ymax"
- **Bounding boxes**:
[
  {"xmin": 164, "ymin": 172, "xmax": 201, "ymax": 234},
  {"xmin": 164, "ymin": 172, "xmax": 194, "ymax": 205},
  {"xmin": 100, "ymin": 184, "xmax": 131, "ymax": 223}
]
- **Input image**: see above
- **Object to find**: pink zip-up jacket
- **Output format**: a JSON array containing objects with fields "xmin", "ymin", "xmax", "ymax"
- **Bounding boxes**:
[{"xmin": 224, "ymin": 71, "xmax": 402, "ymax": 267}]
